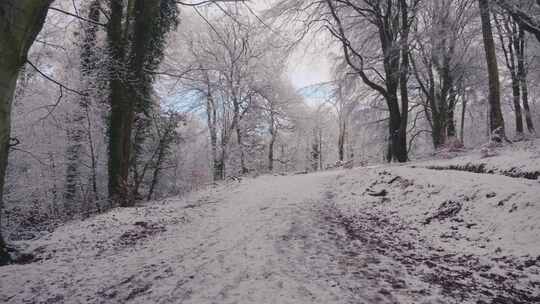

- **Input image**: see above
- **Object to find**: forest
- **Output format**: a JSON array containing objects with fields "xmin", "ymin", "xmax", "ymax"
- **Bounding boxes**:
[{"xmin": 0, "ymin": 0, "xmax": 539, "ymax": 292}]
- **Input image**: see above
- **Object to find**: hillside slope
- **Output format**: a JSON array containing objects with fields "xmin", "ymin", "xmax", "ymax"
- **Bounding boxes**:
[{"xmin": 1, "ymin": 144, "xmax": 539, "ymax": 303}]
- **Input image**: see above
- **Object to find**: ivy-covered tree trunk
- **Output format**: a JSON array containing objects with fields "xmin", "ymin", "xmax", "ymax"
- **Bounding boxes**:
[
  {"xmin": 107, "ymin": 0, "xmax": 131, "ymax": 206},
  {"xmin": 65, "ymin": 0, "xmax": 101, "ymax": 213},
  {"xmin": 107, "ymin": 0, "xmax": 177, "ymax": 206},
  {"xmin": 0, "ymin": 0, "xmax": 53, "ymax": 265}
]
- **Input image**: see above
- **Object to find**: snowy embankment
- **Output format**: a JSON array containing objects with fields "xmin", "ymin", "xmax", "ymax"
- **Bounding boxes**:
[
  {"xmin": 329, "ymin": 166, "xmax": 540, "ymax": 302},
  {"xmin": 1, "ymin": 141, "xmax": 539, "ymax": 303},
  {"xmin": 419, "ymin": 139, "xmax": 540, "ymax": 180}
]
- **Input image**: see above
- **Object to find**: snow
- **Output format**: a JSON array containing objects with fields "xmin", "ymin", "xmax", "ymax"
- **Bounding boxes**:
[
  {"xmin": 419, "ymin": 139, "xmax": 540, "ymax": 179},
  {"xmin": 1, "ymin": 141, "xmax": 540, "ymax": 303},
  {"xmin": 1, "ymin": 172, "xmax": 344, "ymax": 303},
  {"xmin": 332, "ymin": 166, "xmax": 540, "ymax": 257}
]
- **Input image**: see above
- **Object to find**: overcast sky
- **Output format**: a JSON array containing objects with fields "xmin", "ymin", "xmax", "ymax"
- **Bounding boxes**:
[
  {"xmin": 287, "ymin": 45, "xmax": 333, "ymax": 91},
  {"xmin": 249, "ymin": 0, "xmax": 334, "ymax": 91}
]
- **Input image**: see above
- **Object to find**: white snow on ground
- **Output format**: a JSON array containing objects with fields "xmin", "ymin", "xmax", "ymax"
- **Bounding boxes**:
[
  {"xmin": 419, "ymin": 139, "xmax": 540, "ymax": 179},
  {"xmin": 332, "ymin": 166, "xmax": 540, "ymax": 257},
  {"xmin": 1, "ymin": 141, "xmax": 540, "ymax": 303},
  {"xmin": 1, "ymin": 172, "xmax": 350, "ymax": 303}
]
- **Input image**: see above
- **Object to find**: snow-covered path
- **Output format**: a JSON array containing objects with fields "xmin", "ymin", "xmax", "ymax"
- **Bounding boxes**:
[
  {"xmin": 0, "ymin": 171, "xmax": 351, "ymax": 303},
  {"xmin": 1, "ymin": 166, "xmax": 539, "ymax": 303}
]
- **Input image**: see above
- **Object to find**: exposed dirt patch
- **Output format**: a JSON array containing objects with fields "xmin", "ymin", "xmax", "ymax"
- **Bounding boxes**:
[
  {"xmin": 423, "ymin": 200, "xmax": 462, "ymax": 224},
  {"xmin": 323, "ymin": 201, "xmax": 540, "ymax": 303},
  {"xmin": 117, "ymin": 221, "xmax": 166, "ymax": 247},
  {"xmin": 424, "ymin": 163, "xmax": 540, "ymax": 180}
]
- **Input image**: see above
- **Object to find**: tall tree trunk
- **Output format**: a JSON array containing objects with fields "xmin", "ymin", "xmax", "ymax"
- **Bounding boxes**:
[
  {"xmin": 108, "ymin": 0, "xmax": 160, "ymax": 206},
  {"xmin": 235, "ymin": 125, "xmax": 247, "ymax": 174},
  {"xmin": 460, "ymin": 95, "xmax": 468, "ymax": 143},
  {"xmin": 511, "ymin": 75, "xmax": 524, "ymax": 135},
  {"xmin": 517, "ymin": 26, "xmax": 535, "ymax": 133},
  {"xmin": 0, "ymin": 0, "xmax": 53, "ymax": 265},
  {"xmin": 447, "ymin": 89, "xmax": 457, "ymax": 138},
  {"xmin": 218, "ymin": 144, "xmax": 226, "ymax": 180},
  {"xmin": 520, "ymin": 73, "xmax": 534, "ymax": 133},
  {"xmin": 65, "ymin": 0, "xmax": 101, "ymax": 213},
  {"xmin": 384, "ymin": 47, "xmax": 402, "ymax": 162},
  {"xmin": 496, "ymin": 14, "xmax": 524, "ymax": 136},
  {"xmin": 64, "ymin": 112, "xmax": 84, "ymax": 213},
  {"xmin": 203, "ymin": 72, "xmax": 221, "ymax": 181},
  {"xmin": 319, "ymin": 128, "xmax": 323, "ymax": 170},
  {"xmin": 385, "ymin": 0, "xmax": 409, "ymax": 163},
  {"xmin": 107, "ymin": 0, "xmax": 130, "ymax": 206},
  {"xmin": 231, "ymin": 95, "xmax": 247, "ymax": 175},
  {"xmin": 387, "ymin": 96, "xmax": 403, "ymax": 162},
  {"xmin": 397, "ymin": 0, "xmax": 410, "ymax": 162},
  {"xmin": 147, "ymin": 135, "xmax": 167, "ymax": 201},
  {"xmin": 85, "ymin": 106, "xmax": 99, "ymax": 203},
  {"xmin": 268, "ymin": 119, "xmax": 275, "ymax": 172},
  {"xmin": 431, "ymin": 110, "xmax": 445, "ymax": 148},
  {"xmin": 479, "ymin": 0, "xmax": 506, "ymax": 137},
  {"xmin": 338, "ymin": 119, "xmax": 346, "ymax": 162}
]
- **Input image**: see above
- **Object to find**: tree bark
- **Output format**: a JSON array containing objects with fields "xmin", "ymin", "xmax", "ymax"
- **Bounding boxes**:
[
  {"xmin": 147, "ymin": 126, "xmax": 172, "ymax": 201},
  {"xmin": 460, "ymin": 96, "xmax": 467, "ymax": 142},
  {"xmin": 397, "ymin": 0, "xmax": 411, "ymax": 162},
  {"xmin": 511, "ymin": 75, "xmax": 524, "ymax": 135},
  {"xmin": 338, "ymin": 118, "xmax": 346, "ymax": 162},
  {"xmin": 268, "ymin": 116, "xmax": 276, "ymax": 172},
  {"xmin": 235, "ymin": 125, "xmax": 248, "ymax": 174},
  {"xmin": 107, "ymin": 0, "xmax": 129, "ymax": 206},
  {"xmin": 204, "ymin": 73, "xmax": 222, "ymax": 181},
  {"xmin": 108, "ymin": 0, "xmax": 164, "ymax": 206},
  {"xmin": 495, "ymin": 14, "xmax": 524, "ymax": 136},
  {"xmin": 65, "ymin": 0, "xmax": 101, "ymax": 212},
  {"xmin": 268, "ymin": 119, "xmax": 276, "ymax": 172},
  {"xmin": 479, "ymin": 0, "xmax": 506, "ymax": 137},
  {"xmin": 517, "ymin": 25, "xmax": 535, "ymax": 133},
  {"xmin": 0, "ymin": 0, "xmax": 53, "ymax": 265},
  {"xmin": 510, "ymin": 21, "xmax": 524, "ymax": 136},
  {"xmin": 447, "ymin": 87, "xmax": 458, "ymax": 138}
]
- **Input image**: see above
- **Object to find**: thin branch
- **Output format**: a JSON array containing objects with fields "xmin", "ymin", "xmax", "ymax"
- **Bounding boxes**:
[
  {"xmin": 26, "ymin": 60, "xmax": 87, "ymax": 96},
  {"xmin": 10, "ymin": 148, "xmax": 48, "ymax": 166},
  {"xmin": 48, "ymin": 7, "xmax": 107, "ymax": 27},
  {"xmin": 34, "ymin": 39, "xmax": 67, "ymax": 51},
  {"xmin": 176, "ymin": 0, "xmax": 245, "ymax": 7}
]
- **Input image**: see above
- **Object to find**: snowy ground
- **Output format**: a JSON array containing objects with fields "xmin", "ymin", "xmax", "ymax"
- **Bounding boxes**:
[
  {"xmin": 419, "ymin": 139, "xmax": 540, "ymax": 180},
  {"xmin": 1, "ymin": 143, "xmax": 540, "ymax": 303}
]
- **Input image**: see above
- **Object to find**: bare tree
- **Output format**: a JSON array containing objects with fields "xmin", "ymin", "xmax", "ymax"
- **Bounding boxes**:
[
  {"xmin": 494, "ymin": 0, "xmax": 540, "ymax": 42},
  {"xmin": 321, "ymin": 0, "xmax": 419, "ymax": 162},
  {"xmin": 410, "ymin": 0, "xmax": 475, "ymax": 148},
  {"xmin": 494, "ymin": 11, "xmax": 525, "ymax": 137},
  {"xmin": 493, "ymin": 9, "xmax": 535, "ymax": 135}
]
